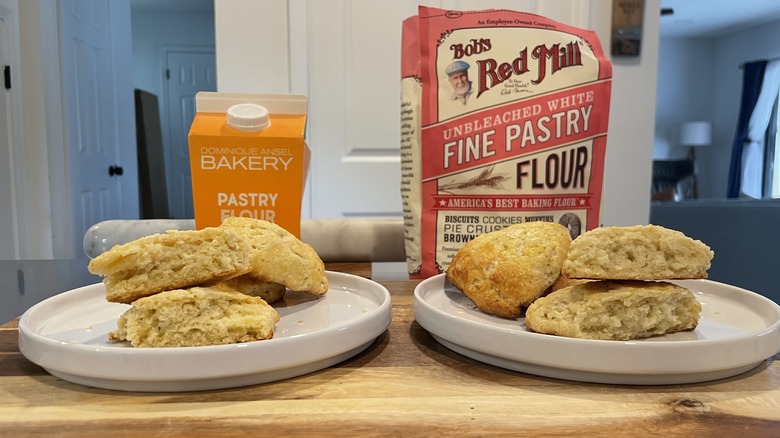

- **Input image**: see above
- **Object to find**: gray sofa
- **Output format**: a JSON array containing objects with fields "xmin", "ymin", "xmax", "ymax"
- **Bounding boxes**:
[{"xmin": 650, "ymin": 199, "xmax": 780, "ymax": 304}]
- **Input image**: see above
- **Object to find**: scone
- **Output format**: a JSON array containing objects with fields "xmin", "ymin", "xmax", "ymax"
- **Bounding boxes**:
[
  {"xmin": 526, "ymin": 280, "xmax": 701, "ymax": 340},
  {"xmin": 446, "ymin": 221, "xmax": 572, "ymax": 318},
  {"xmin": 88, "ymin": 227, "xmax": 252, "ymax": 304},
  {"xmin": 562, "ymin": 224, "xmax": 714, "ymax": 280},
  {"xmin": 109, "ymin": 286, "xmax": 280, "ymax": 347},
  {"xmin": 220, "ymin": 217, "xmax": 328, "ymax": 295},
  {"xmin": 220, "ymin": 275, "xmax": 287, "ymax": 304}
]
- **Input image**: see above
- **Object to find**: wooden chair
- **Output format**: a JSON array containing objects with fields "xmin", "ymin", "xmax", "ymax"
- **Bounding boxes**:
[{"xmin": 651, "ymin": 159, "xmax": 696, "ymax": 201}]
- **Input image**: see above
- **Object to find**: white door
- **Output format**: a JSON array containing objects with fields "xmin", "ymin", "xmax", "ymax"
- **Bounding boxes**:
[
  {"xmin": 164, "ymin": 50, "xmax": 217, "ymax": 219},
  {"xmin": 59, "ymin": 0, "xmax": 137, "ymax": 257},
  {"xmin": 304, "ymin": 1, "xmax": 411, "ymax": 218}
]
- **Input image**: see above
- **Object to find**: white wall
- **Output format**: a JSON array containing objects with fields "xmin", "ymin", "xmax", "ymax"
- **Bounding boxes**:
[
  {"xmin": 214, "ymin": 0, "xmax": 290, "ymax": 94},
  {"xmin": 13, "ymin": 0, "xmax": 53, "ymax": 258},
  {"xmin": 655, "ymin": 19, "xmax": 780, "ymax": 199},
  {"xmin": 130, "ymin": 8, "xmax": 215, "ymax": 99},
  {"xmin": 596, "ymin": 1, "xmax": 659, "ymax": 226},
  {"xmin": 655, "ymin": 38, "xmax": 714, "ymax": 160}
]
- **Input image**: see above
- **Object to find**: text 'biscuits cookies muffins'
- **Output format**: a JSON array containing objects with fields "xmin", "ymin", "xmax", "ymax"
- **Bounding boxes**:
[
  {"xmin": 525, "ymin": 280, "xmax": 702, "ymax": 340},
  {"xmin": 446, "ymin": 221, "xmax": 572, "ymax": 318},
  {"xmin": 219, "ymin": 217, "xmax": 328, "ymax": 295},
  {"xmin": 562, "ymin": 224, "xmax": 714, "ymax": 280},
  {"xmin": 88, "ymin": 227, "xmax": 253, "ymax": 304},
  {"xmin": 109, "ymin": 286, "xmax": 280, "ymax": 348}
]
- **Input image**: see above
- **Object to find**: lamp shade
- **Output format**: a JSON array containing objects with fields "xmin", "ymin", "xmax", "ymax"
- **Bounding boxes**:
[{"xmin": 679, "ymin": 121, "xmax": 712, "ymax": 146}]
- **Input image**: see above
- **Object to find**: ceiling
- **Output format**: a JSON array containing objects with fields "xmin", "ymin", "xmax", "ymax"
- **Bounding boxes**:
[
  {"xmin": 131, "ymin": 0, "xmax": 213, "ymax": 13},
  {"xmin": 660, "ymin": 0, "xmax": 780, "ymax": 38},
  {"xmin": 129, "ymin": 0, "xmax": 780, "ymax": 40}
]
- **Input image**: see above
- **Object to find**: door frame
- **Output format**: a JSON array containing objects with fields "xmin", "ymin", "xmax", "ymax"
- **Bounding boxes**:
[{"xmin": 0, "ymin": 0, "xmax": 33, "ymax": 259}]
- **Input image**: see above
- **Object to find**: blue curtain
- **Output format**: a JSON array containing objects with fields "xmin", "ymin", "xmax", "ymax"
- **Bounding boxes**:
[{"xmin": 727, "ymin": 60, "xmax": 767, "ymax": 198}]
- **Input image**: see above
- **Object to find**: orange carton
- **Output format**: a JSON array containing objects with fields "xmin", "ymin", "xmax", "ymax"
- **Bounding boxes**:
[{"xmin": 188, "ymin": 92, "xmax": 310, "ymax": 236}]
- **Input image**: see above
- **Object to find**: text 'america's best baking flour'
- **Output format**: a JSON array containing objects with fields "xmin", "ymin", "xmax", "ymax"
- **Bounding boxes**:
[{"xmin": 401, "ymin": 7, "xmax": 612, "ymax": 279}]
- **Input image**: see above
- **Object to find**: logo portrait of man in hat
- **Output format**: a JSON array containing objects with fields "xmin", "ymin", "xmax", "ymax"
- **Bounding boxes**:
[{"xmin": 445, "ymin": 60, "xmax": 473, "ymax": 105}]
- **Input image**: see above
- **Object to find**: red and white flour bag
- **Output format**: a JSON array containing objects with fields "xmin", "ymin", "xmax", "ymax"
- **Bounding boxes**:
[{"xmin": 400, "ymin": 7, "xmax": 612, "ymax": 279}]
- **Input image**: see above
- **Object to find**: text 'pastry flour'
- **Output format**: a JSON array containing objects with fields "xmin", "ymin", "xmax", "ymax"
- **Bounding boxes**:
[{"xmin": 401, "ymin": 6, "xmax": 613, "ymax": 278}]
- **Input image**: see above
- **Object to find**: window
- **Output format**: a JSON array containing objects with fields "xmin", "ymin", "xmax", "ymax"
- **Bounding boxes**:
[{"xmin": 768, "ymin": 95, "xmax": 780, "ymax": 197}]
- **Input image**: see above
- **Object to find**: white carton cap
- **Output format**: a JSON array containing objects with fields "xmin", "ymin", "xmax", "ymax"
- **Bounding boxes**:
[
  {"xmin": 196, "ymin": 92, "xmax": 308, "ymax": 114},
  {"xmin": 226, "ymin": 103, "xmax": 271, "ymax": 131}
]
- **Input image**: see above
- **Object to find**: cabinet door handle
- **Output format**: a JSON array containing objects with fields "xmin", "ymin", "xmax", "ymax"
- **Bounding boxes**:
[{"xmin": 108, "ymin": 165, "xmax": 124, "ymax": 176}]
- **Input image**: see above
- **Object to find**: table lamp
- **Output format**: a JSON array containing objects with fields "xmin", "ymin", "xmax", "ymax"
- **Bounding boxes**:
[
  {"xmin": 678, "ymin": 121, "xmax": 711, "ymax": 198},
  {"xmin": 679, "ymin": 121, "xmax": 712, "ymax": 161}
]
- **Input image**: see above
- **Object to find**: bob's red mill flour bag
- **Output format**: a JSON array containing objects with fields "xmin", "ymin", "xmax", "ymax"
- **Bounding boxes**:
[{"xmin": 401, "ymin": 7, "xmax": 613, "ymax": 279}]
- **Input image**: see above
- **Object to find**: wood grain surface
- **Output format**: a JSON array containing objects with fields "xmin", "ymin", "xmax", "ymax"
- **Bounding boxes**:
[{"xmin": 1, "ymin": 267, "xmax": 779, "ymax": 437}]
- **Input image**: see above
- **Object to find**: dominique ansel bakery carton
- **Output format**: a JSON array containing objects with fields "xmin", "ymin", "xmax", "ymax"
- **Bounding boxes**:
[
  {"xmin": 188, "ymin": 92, "xmax": 310, "ymax": 236},
  {"xmin": 401, "ymin": 7, "xmax": 613, "ymax": 278}
]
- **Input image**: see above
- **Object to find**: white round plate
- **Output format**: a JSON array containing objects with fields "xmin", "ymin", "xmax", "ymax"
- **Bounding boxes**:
[
  {"xmin": 19, "ymin": 271, "xmax": 391, "ymax": 392},
  {"xmin": 414, "ymin": 274, "xmax": 780, "ymax": 385}
]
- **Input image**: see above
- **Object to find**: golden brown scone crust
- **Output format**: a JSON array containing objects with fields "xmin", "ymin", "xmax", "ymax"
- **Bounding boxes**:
[
  {"xmin": 109, "ymin": 286, "xmax": 280, "ymax": 347},
  {"xmin": 446, "ymin": 222, "xmax": 572, "ymax": 318},
  {"xmin": 219, "ymin": 217, "xmax": 328, "ymax": 295},
  {"xmin": 220, "ymin": 275, "xmax": 287, "ymax": 304},
  {"xmin": 88, "ymin": 228, "xmax": 252, "ymax": 304},
  {"xmin": 526, "ymin": 280, "xmax": 701, "ymax": 340},
  {"xmin": 562, "ymin": 225, "xmax": 714, "ymax": 280}
]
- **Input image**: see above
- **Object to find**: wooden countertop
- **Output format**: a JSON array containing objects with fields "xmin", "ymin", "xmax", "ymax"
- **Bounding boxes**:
[{"xmin": 1, "ymin": 264, "xmax": 779, "ymax": 437}]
